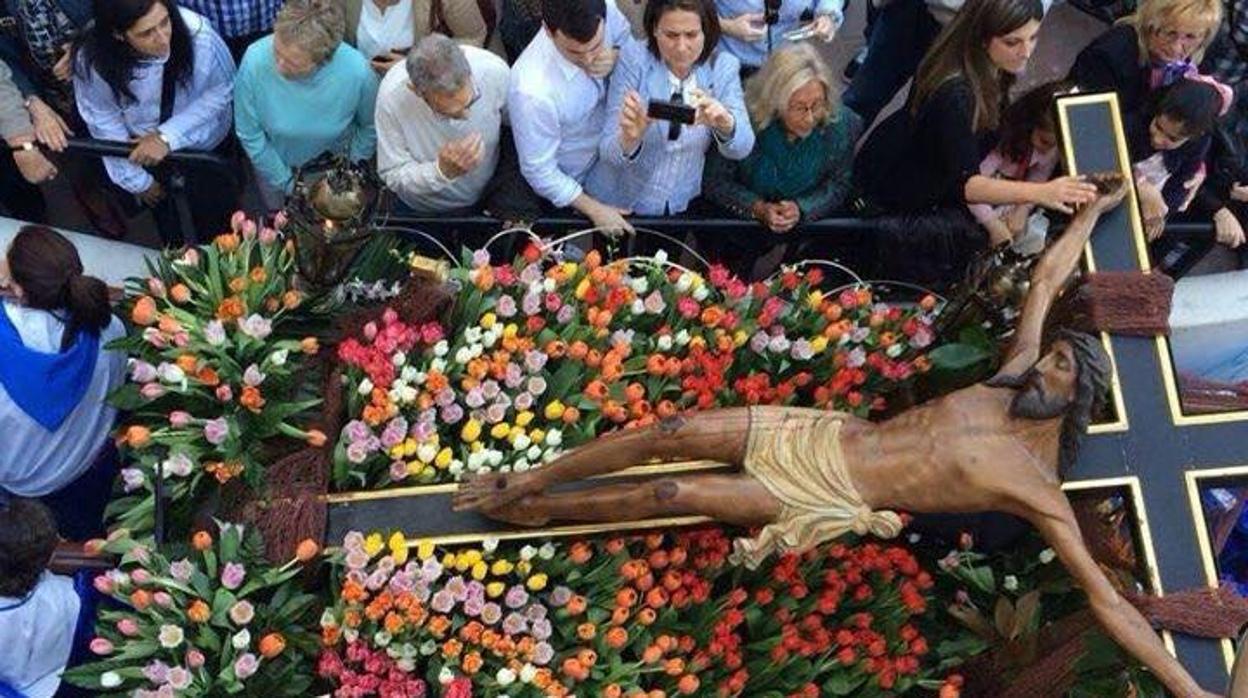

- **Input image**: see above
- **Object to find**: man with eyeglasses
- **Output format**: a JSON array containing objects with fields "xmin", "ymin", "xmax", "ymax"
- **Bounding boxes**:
[{"xmin": 376, "ymin": 32, "xmax": 515, "ymax": 215}]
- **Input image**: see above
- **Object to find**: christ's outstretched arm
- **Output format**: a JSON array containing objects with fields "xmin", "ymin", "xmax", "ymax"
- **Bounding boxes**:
[{"xmin": 995, "ymin": 181, "xmax": 1128, "ymax": 380}]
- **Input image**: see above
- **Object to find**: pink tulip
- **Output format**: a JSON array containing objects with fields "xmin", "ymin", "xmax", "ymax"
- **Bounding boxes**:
[
  {"xmin": 131, "ymin": 568, "xmax": 151, "ymax": 585},
  {"xmin": 89, "ymin": 638, "xmax": 114, "ymax": 655},
  {"xmin": 153, "ymin": 591, "xmax": 174, "ymax": 608},
  {"xmin": 140, "ymin": 383, "xmax": 166, "ymax": 400},
  {"xmin": 230, "ymin": 211, "xmax": 247, "ymax": 232},
  {"xmin": 215, "ymin": 385, "xmax": 233, "ymax": 402},
  {"xmin": 241, "ymin": 220, "xmax": 257, "ymax": 239},
  {"xmin": 169, "ymin": 411, "xmax": 192, "ymax": 428},
  {"xmin": 92, "ymin": 574, "xmax": 114, "ymax": 595},
  {"xmin": 258, "ymin": 227, "xmax": 278, "ymax": 245},
  {"xmin": 116, "ymin": 619, "xmax": 139, "ymax": 637},
  {"xmin": 186, "ymin": 648, "xmax": 205, "ymax": 669},
  {"xmin": 147, "ymin": 277, "xmax": 166, "ymax": 298},
  {"xmin": 273, "ymin": 210, "xmax": 288, "ymax": 229}
]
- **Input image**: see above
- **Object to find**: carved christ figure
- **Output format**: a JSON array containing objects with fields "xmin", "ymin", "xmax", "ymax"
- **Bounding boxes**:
[{"xmin": 455, "ymin": 184, "xmax": 1219, "ymax": 697}]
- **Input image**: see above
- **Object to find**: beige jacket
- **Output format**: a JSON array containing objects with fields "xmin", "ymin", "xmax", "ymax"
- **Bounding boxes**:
[{"xmin": 342, "ymin": 0, "xmax": 506, "ymax": 59}]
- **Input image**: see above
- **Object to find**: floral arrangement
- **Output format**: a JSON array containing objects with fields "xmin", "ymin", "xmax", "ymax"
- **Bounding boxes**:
[
  {"xmin": 334, "ymin": 246, "xmax": 937, "ymax": 489},
  {"xmin": 64, "ymin": 523, "xmax": 323, "ymax": 696},
  {"xmin": 109, "ymin": 212, "xmax": 327, "ymax": 535},
  {"xmin": 318, "ymin": 526, "xmax": 968, "ymax": 697}
]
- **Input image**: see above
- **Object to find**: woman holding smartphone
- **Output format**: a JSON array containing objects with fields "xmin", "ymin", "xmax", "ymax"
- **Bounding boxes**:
[{"xmin": 589, "ymin": 0, "xmax": 755, "ymax": 217}]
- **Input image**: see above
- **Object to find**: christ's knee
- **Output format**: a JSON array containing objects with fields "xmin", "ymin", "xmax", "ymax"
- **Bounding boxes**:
[{"xmin": 647, "ymin": 479, "xmax": 686, "ymax": 513}]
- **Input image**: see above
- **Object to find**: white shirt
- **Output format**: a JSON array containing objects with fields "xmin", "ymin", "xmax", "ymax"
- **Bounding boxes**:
[
  {"xmin": 0, "ymin": 301, "xmax": 126, "ymax": 497},
  {"xmin": 376, "ymin": 46, "xmax": 509, "ymax": 213},
  {"xmin": 0, "ymin": 572, "xmax": 80, "ymax": 698},
  {"xmin": 507, "ymin": 1, "xmax": 632, "ymax": 208},
  {"xmin": 356, "ymin": 0, "xmax": 416, "ymax": 60},
  {"xmin": 74, "ymin": 9, "xmax": 235, "ymax": 194}
]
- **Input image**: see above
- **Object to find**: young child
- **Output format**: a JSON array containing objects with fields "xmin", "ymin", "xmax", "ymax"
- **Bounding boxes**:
[
  {"xmin": 1194, "ymin": 83, "xmax": 1248, "ymax": 262},
  {"xmin": 1129, "ymin": 76, "xmax": 1230, "ymax": 239},
  {"xmin": 969, "ymin": 81, "xmax": 1068, "ymax": 247},
  {"xmin": 0, "ymin": 496, "xmax": 80, "ymax": 698}
]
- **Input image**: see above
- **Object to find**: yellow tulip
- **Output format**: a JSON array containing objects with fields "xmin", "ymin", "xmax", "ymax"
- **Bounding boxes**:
[
  {"xmin": 515, "ymin": 411, "xmax": 534, "ymax": 428},
  {"xmin": 363, "ymin": 533, "xmax": 384, "ymax": 557},
  {"xmin": 435, "ymin": 447, "xmax": 453, "ymax": 469},
  {"xmin": 490, "ymin": 423, "xmax": 511, "ymax": 440},
  {"xmin": 516, "ymin": 560, "xmax": 532, "ymax": 576},
  {"xmin": 491, "ymin": 559, "xmax": 514, "ymax": 576},
  {"xmin": 388, "ymin": 532, "xmax": 409, "ymax": 565},
  {"xmin": 807, "ymin": 290, "xmax": 824, "ymax": 310},
  {"xmin": 574, "ymin": 278, "xmax": 591, "ymax": 300},
  {"xmin": 471, "ymin": 560, "xmax": 488, "ymax": 580},
  {"xmin": 526, "ymin": 573, "xmax": 548, "ymax": 591},
  {"xmin": 528, "ymin": 429, "xmax": 545, "ymax": 445},
  {"xmin": 486, "ymin": 582, "xmax": 506, "ymax": 598},
  {"xmin": 503, "ymin": 324, "xmax": 518, "ymax": 339},
  {"xmin": 461, "ymin": 418, "xmax": 482, "ymax": 443},
  {"xmin": 416, "ymin": 539, "xmax": 436, "ymax": 560},
  {"xmin": 403, "ymin": 439, "xmax": 417, "ymax": 457},
  {"xmin": 543, "ymin": 400, "xmax": 566, "ymax": 421},
  {"xmin": 734, "ymin": 330, "xmax": 749, "ymax": 347},
  {"xmin": 810, "ymin": 336, "xmax": 829, "ymax": 354},
  {"xmin": 480, "ymin": 312, "xmax": 497, "ymax": 330}
]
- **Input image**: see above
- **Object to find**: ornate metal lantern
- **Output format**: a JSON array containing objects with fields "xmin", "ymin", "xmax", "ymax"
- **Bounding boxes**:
[{"xmin": 285, "ymin": 156, "xmax": 383, "ymax": 290}]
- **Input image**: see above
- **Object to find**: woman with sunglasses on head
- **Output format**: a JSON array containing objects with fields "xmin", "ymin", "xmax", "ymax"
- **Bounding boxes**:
[
  {"xmin": 588, "ymin": 0, "xmax": 755, "ymax": 219},
  {"xmin": 854, "ymin": 0, "xmax": 1098, "ymax": 286}
]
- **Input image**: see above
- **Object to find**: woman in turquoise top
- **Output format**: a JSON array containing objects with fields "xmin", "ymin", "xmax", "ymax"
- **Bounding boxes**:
[
  {"xmin": 234, "ymin": 0, "xmax": 379, "ymax": 209},
  {"xmin": 589, "ymin": 0, "xmax": 754, "ymax": 218},
  {"xmin": 704, "ymin": 43, "xmax": 861, "ymax": 232}
]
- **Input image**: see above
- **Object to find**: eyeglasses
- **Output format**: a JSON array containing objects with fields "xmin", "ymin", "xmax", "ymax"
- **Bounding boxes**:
[
  {"xmin": 786, "ymin": 100, "xmax": 825, "ymax": 118},
  {"xmin": 1154, "ymin": 27, "xmax": 1205, "ymax": 45},
  {"xmin": 432, "ymin": 83, "xmax": 481, "ymax": 121}
]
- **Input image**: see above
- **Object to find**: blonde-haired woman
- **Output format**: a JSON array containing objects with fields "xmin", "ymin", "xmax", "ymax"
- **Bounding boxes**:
[
  {"xmin": 704, "ymin": 44, "xmax": 861, "ymax": 233},
  {"xmin": 234, "ymin": 0, "xmax": 379, "ymax": 208},
  {"xmin": 1070, "ymin": 0, "xmax": 1222, "ymax": 118}
]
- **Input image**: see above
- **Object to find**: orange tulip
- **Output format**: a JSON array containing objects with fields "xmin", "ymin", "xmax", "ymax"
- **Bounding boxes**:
[
  {"xmin": 300, "ymin": 337, "xmax": 320, "ymax": 355},
  {"xmin": 606, "ymin": 626, "xmax": 629, "ymax": 648},
  {"xmin": 576, "ymin": 622, "xmax": 596, "ymax": 640},
  {"xmin": 169, "ymin": 284, "xmax": 191, "ymax": 304},
  {"xmin": 249, "ymin": 267, "xmax": 268, "ymax": 284},
  {"xmin": 214, "ymin": 233, "xmax": 240, "ymax": 252},
  {"xmin": 192, "ymin": 530, "xmax": 213, "ymax": 550},
  {"xmin": 175, "ymin": 354, "xmax": 198, "ymax": 374},
  {"xmin": 566, "ymin": 595, "xmax": 587, "ymax": 615},
  {"xmin": 122, "ymin": 425, "xmax": 151, "ymax": 449},
  {"xmin": 130, "ymin": 589, "xmax": 152, "ymax": 610},
  {"xmin": 259, "ymin": 632, "xmax": 286, "ymax": 658},
  {"xmin": 187, "ymin": 599, "xmax": 210, "ymax": 623},
  {"xmin": 239, "ymin": 386, "xmax": 266, "ymax": 413},
  {"xmin": 295, "ymin": 538, "xmax": 320, "ymax": 562},
  {"xmin": 677, "ymin": 674, "xmax": 699, "ymax": 695},
  {"xmin": 131, "ymin": 296, "xmax": 158, "ymax": 326},
  {"xmin": 305, "ymin": 429, "xmax": 327, "ymax": 447}
]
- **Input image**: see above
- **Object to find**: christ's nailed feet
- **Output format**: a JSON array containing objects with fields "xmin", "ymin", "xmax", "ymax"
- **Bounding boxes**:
[{"xmin": 452, "ymin": 470, "xmax": 543, "ymax": 512}]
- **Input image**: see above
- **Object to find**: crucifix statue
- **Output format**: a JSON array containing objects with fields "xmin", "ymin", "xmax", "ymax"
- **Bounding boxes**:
[{"xmin": 455, "ymin": 181, "xmax": 1220, "ymax": 698}]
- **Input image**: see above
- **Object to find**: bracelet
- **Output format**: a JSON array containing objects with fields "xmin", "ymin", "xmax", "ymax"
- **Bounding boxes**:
[{"xmin": 8, "ymin": 141, "xmax": 36, "ymax": 153}]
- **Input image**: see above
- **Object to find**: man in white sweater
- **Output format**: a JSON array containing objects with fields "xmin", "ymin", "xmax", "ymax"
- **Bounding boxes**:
[{"xmin": 376, "ymin": 33, "xmax": 511, "ymax": 214}]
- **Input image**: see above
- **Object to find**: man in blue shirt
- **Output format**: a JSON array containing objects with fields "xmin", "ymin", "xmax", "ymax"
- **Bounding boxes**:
[{"xmin": 180, "ymin": 0, "xmax": 281, "ymax": 62}]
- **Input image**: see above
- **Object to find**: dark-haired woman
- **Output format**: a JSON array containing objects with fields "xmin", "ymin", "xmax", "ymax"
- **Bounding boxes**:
[
  {"xmin": 854, "ymin": 0, "xmax": 1097, "ymax": 285},
  {"xmin": 0, "ymin": 226, "xmax": 125, "ymax": 540},
  {"xmin": 589, "ymin": 0, "xmax": 754, "ymax": 217},
  {"xmin": 74, "ymin": 0, "xmax": 236, "ymax": 246}
]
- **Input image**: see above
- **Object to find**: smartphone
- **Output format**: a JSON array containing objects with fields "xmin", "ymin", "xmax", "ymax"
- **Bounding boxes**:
[{"xmin": 647, "ymin": 99, "xmax": 697, "ymax": 125}]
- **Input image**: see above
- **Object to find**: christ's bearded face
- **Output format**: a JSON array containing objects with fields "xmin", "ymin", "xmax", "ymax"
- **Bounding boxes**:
[{"xmin": 1009, "ymin": 340, "xmax": 1078, "ymax": 420}]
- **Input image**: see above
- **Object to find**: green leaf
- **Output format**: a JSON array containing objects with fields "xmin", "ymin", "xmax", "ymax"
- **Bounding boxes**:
[
  {"xmin": 823, "ymin": 670, "xmax": 868, "ymax": 696},
  {"xmin": 928, "ymin": 343, "xmax": 993, "ymax": 371}
]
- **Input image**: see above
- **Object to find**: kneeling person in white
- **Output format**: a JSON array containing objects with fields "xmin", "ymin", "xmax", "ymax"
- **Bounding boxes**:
[{"xmin": 376, "ymin": 33, "xmax": 509, "ymax": 214}]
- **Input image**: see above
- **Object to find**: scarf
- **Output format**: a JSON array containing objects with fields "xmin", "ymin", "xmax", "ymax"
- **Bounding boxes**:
[{"xmin": 0, "ymin": 304, "xmax": 99, "ymax": 431}]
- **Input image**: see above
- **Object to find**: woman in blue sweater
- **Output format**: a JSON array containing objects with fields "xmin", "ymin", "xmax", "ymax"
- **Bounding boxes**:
[{"xmin": 234, "ymin": 0, "xmax": 378, "ymax": 210}]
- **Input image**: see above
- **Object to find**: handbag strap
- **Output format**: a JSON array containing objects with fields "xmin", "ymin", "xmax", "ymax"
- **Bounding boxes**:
[{"xmin": 158, "ymin": 56, "xmax": 177, "ymax": 124}]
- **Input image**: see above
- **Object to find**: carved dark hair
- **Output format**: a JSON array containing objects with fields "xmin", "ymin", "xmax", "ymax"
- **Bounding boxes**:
[{"xmin": 1057, "ymin": 329, "xmax": 1112, "ymax": 478}]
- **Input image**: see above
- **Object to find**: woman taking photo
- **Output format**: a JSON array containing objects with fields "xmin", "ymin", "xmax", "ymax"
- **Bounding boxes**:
[
  {"xmin": 0, "ymin": 226, "xmax": 126, "ymax": 540},
  {"xmin": 1070, "ymin": 0, "xmax": 1222, "ymax": 119},
  {"xmin": 235, "ymin": 0, "xmax": 379, "ymax": 210},
  {"xmin": 74, "ymin": 0, "xmax": 237, "ymax": 246},
  {"xmin": 854, "ymin": 0, "xmax": 1097, "ymax": 285},
  {"xmin": 591, "ymin": 0, "xmax": 755, "ymax": 218}
]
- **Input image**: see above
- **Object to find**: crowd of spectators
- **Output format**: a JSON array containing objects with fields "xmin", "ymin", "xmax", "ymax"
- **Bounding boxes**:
[
  {"xmin": 2, "ymin": 0, "xmax": 1248, "ymax": 694},
  {"xmin": 0, "ymin": 0, "xmax": 1244, "ymax": 282}
]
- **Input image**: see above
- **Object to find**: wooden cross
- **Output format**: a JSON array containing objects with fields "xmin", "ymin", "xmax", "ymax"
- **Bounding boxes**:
[{"xmin": 1056, "ymin": 92, "xmax": 1248, "ymax": 690}]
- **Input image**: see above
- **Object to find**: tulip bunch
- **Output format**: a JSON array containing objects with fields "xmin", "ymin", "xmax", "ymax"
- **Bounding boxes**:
[
  {"xmin": 335, "ymin": 245, "xmax": 938, "ymax": 489},
  {"xmin": 64, "ymin": 523, "xmax": 322, "ymax": 696},
  {"xmin": 109, "ymin": 212, "xmax": 327, "ymax": 537},
  {"xmin": 321, "ymin": 527, "xmax": 957, "ymax": 697}
]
